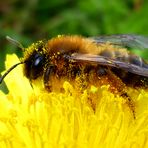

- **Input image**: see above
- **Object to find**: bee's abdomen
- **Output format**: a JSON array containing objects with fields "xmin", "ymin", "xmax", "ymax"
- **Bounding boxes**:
[
  {"xmin": 112, "ymin": 68, "xmax": 148, "ymax": 88},
  {"xmin": 99, "ymin": 49, "xmax": 148, "ymax": 88},
  {"xmin": 100, "ymin": 49, "xmax": 148, "ymax": 69}
]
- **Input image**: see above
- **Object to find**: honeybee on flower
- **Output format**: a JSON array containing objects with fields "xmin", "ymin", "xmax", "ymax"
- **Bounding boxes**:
[{"xmin": 0, "ymin": 34, "xmax": 148, "ymax": 118}]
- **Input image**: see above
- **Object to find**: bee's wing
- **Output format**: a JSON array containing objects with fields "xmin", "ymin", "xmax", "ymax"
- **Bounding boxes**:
[
  {"xmin": 70, "ymin": 53, "xmax": 148, "ymax": 77},
  {"xmin": 89, "ymin": 34, "xmax": 148, "ymax": 49}
]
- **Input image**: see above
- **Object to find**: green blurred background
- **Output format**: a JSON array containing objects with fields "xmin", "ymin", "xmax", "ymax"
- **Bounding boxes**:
[{"xmin": 0, "ymin": 0, "xmax": 148, "ymax": 91}]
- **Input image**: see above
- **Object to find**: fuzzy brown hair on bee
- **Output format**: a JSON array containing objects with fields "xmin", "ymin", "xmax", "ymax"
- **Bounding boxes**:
[
  {"xmin": 1, "ymin": 35, "xmax": 148, "ymax": 118},
  {"xmin": 21, "ymin": 35, "xmax": 148, "ymax": 90}
]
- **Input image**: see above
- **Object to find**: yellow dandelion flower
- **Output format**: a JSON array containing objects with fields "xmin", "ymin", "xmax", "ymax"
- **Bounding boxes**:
[{"xmin": 0, "ymin": 54, "xmax": 148, "ymax": 148}]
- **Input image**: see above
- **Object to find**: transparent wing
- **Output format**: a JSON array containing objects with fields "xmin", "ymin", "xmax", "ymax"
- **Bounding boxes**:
[
  {"xmin": 89, "ymin": 34, "xmax": 148, "ymax": 50},
  {"xmin": 70, "ymin": 53, "xmax": 148, "ymax": 77}
]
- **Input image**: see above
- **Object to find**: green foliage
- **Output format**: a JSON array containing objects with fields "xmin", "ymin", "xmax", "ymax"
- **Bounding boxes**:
[{"xmin": 0, "ymin": 0, "xmax": 148, "ymax": 70}]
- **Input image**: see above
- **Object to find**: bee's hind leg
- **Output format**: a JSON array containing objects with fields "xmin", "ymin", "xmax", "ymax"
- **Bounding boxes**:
[
  {"xmin": 121, "ymin": 92, "xmax": 136, "ymax": 119},
  {"xmin": 103, "ymin": 69, "xmax": 136, "ymax": 119}
]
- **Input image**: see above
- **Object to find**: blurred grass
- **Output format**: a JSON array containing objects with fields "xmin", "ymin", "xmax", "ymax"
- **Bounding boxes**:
[{"xmin": 0, "ymin": 0, "xmax": 148, "ymax": 91}]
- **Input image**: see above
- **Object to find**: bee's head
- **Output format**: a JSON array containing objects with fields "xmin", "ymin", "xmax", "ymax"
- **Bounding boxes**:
[
  {"xmin": 23, "ymin": 41, "xmax": 47, "ymax": 80},
  {"xmin": 0, "ymin": 37, "xmax": 48, "ymax": 84},
  {"xmin": 24, "ymin": 51, "xmax": 46, "ymax": 80}
]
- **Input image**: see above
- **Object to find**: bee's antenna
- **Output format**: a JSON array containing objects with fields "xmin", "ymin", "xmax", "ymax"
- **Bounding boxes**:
[
  {"xmin": 6, "ymin": 36, "xmax": 24, "ymax": 50},
  {"xmin": 0, "ymin": 62, "xmax": 24, "ymax": 84}
]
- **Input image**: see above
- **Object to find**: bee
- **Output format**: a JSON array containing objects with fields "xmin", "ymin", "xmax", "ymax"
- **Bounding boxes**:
[{"xmin": 0, "ymin": 35, "xmax": 148, "ymax": 117}]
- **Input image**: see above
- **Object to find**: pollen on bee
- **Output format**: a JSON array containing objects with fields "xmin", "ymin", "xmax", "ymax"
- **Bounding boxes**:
[
  {"xmin": 13, "ymin": 35, "xmax": 147, "ymax": 120},
  {"xmin": 57, "ymin": 34, "xmax": 64, "ymax": 38}
]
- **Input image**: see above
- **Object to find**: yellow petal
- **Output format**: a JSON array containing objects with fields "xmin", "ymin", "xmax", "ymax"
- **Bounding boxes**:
[{"xmin": 0, "ymin": 54, "xmax": 148, "ymax": 148}]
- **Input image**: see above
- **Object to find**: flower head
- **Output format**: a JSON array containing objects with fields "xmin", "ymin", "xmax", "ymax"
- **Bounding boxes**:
[{"xmin": 0, "ymin": 54, "xmax": 148, "ymax": 148}]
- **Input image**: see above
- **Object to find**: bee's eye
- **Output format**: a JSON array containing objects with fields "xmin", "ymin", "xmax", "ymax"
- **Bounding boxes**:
[
  {"xmin": 24, "ymin": 53, "xmax": 46, "ymax": 79},
  {"xmin": 33, "ymin": 54, "xmax": 44, "ymax": 67}
]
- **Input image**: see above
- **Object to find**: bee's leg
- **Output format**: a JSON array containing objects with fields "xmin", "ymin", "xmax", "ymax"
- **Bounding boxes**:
[
  {"xmin": 121, "ymin": 92, "xmax": 136, "ymax": 119},
  {"xmin": 104, "ymin": 70, "xmax": 136, "ymax": 119},
  {"xmin": 43, "ymin": 65, "xmax": 56, "ymax": 91}
]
